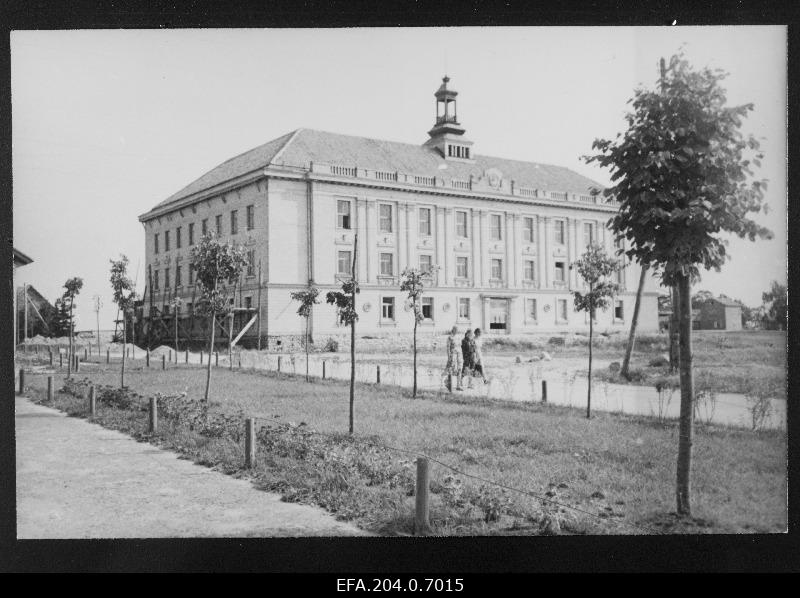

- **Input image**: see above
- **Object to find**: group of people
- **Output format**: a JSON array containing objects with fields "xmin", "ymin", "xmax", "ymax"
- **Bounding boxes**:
[{"xmin": 445, "ymin": 326, "xmax": 489, "ymax": 391}]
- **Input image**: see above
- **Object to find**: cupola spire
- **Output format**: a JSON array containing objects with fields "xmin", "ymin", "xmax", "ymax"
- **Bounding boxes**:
[{"xmin": 423, "ymin": 76, "xmax": 473, "ymax": 161}]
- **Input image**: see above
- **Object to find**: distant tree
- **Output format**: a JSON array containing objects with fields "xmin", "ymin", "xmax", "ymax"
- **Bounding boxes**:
[
  {"xmin": 691, "ymin": 289, "xmax": 715, "ymax": 310},
  {"xmin": 290, "ymin": 284, "xmax": 320, "ymax": 382},
  {"xmin": 110, "ymin": 256, "xmax": 138, "ymax": 389},
  {"xmin": 62, "ymin": 277, "xmax": 84, "ymax": 377},
  {"xmin": 761, "ymin": 281, "xmax": 786, "ymax": 330},
  {"xmin": 190, "ymin": 233, "xmax": 248, "ymax": 404},
  {"xmin": 51, "ymin": 298, "xmax": 71, "ymax": 337},
  {"xmin": 584, "ymin": 53, "xmax": 773, "ymax": 516},
  {"xmin": 400, "ymin": 264, "xmax": 439, "ymax": 399},
  {"xmin": 326, "ymin": 235, "xmax": 359, "ymax": 435},
  {"xmin": 570, "ymin": 243, "xmax": 620, "ymax": 418}
]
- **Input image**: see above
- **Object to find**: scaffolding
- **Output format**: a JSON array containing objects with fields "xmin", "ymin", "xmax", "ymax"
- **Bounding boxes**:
[{"xmin": 137, "ymin": 261, "xmax": 263, "ymax": 350}]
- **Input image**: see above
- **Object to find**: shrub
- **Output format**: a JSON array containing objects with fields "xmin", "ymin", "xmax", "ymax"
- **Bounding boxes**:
[
  {"xmin": 743, "ymin": 378, "xmax": 783, "ymax": 431},
  {"xmin": 323, "ymin": 338, "xmax": 339, "ymax": 353},
  {"xmin": 648, "ymin": 355, "xmax": 670, "ymax": 368}
]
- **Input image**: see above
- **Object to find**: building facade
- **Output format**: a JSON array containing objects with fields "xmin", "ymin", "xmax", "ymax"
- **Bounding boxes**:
[
  {"xmin": 694, "ymin": 296, "xmax": 743, "ymax": 331},
  {"xmin": 138, "ymin": 77, "xmax": 660, "ymax": 350}
]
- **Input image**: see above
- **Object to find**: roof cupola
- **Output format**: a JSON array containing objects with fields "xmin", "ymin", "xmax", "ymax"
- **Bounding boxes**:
[{"xmin": 423, "ymin": 76, "xmax": 474, "ymax": 161}]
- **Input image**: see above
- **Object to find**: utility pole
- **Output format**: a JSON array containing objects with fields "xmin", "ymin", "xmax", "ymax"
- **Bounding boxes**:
[
  {"xmin": 93, "ymin": 295, "xmax": 102, "ymax": 357},
  {"xmin": 23, "ymin": 283, "xmax": 28, "ymax": 342}
]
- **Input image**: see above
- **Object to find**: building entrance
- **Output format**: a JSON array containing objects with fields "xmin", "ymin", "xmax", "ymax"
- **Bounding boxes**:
[{"xmin": 488, "ymin": 299, "xmax": 508, "ymax": 333}]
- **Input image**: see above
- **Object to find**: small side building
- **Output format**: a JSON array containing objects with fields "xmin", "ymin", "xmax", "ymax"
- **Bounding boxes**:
[{"xmin": 695, "ymin": 296, "xmax": 743, "ymax": 331}]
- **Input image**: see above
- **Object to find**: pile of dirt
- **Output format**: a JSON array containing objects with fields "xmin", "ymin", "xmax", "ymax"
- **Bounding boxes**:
[{"xmin": 148, "ymin": 345, "xmax": 175, "ymax": 357}]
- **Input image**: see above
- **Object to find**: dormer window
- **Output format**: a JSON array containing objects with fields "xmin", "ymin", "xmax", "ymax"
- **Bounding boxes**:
[{"xmin": 447, "ymin": 145, "xmax": 470, "ymax": 159}]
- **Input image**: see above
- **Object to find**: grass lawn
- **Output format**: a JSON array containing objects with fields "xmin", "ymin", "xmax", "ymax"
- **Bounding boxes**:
[{"xmin": 21, "ymin": 356, "xmax": 787, "ymax": 536}]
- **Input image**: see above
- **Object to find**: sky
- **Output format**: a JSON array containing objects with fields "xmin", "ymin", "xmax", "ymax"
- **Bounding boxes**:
[{"xmin": 11, "ymin": 26, "xmax": 787, "ymax": 330}]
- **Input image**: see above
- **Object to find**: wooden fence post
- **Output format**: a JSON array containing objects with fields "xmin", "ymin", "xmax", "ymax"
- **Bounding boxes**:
[
  {"xmin": 106, "ymin": 348, "xmax": 110, "ymax": 364},
  {"xmin": 59, "ymin": 352, "xmax": 63, "ymax": 368},
  {"xmin": 377, "ymin": 365, "xmax": 381, "ymax": 385},
  {"xmin": 542, "ymin": 380, "xmax": 548, "ymax": 403},
  {"xmin": 74, "ymin": 355, "xmax": 80, "ymax": 373},
  {"xmin": 161, "ymin": 355, "xmax": 166, "ymax": 370},
  {"xmin": 215, "ymin": 351, "xmax": 219, "ymax": 367},
  {"xmin": 49, "ymin": 350, "xmax": 54, "ymax": 366},
  {"xmin": 84, "ymin": 348, "xmax": 88, "ymax": 360},
  {"xmin": 322, "ymin": 360, "xmax": 326, "ymax": 380},
  {"xmin": 200, "ymin": 350, "xmax": 204, "ymax": 365},
  {"xmin": 168, "ymin": 349, "xmax": 172, "ymax": 363},
  {"xmin": 146, "ymin": 348, "xmax": 150, "ymax": 368},
  {"xmin": 89, "ymin": 385, "xmax": 96, "ymax": 416},
  {"xmin": 47, "ymin": 375, "xmax": 54, "ymax": 401},
  {"xmin": 185, "ymin": 349, "xmax": 189, "ymax": 364},
  {"xmin": 238, "ymin": 353, "xmax": 241, "ymax": 369},
  {"xmin": 18, "ymin": 369, "xmax": 25, "ymax": 395},
  {"xmin": 149, "ymin": 397, "xmax": 158, "ymax": 432},
  {"xmin": 415, "ymin": 457, "xmax": 431, "ymax": 536},
  {"xmin": 277, "ymin": 356, "xmax": 282, "ymax": 372},
  {"xmin": 245, "ymin": 418, "xmax": 255, "ymax": 468}
]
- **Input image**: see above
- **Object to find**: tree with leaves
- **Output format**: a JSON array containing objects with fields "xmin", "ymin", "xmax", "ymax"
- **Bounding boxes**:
[
  {"xmin": 110, "ymin": 256, "xmax": 138, "ymax": 389},
  {"xmin": 190, "ymin": 233, "xmax": 248, "ymax": 403},
  {"xmin": 62, "ymin": 277, "xmax": 84, "ymax": 377},
  {"xmin": 761, "ymin": 280, "xmax": 786, "ymax": 331},
  {"xmin": 584, "ymin": 53, "xmax": 772, "ymax": 515},
  {"xmin": 290, "ymin": 284, "xmax": 320, "ymax": 382},
  {"xmin": 400, "ymin": 265, "xmax": 438, "ymax": 399},
  {"xmin": 326, "ymin": 235, "xmax": 359, "ymax": 434},
  {"xmin": 571, "ymin": 243, "xmax": 620, "ymax": 418}
]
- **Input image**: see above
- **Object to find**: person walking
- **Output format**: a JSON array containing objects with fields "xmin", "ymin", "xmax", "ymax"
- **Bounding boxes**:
[
  {"xmin": 473, "ymin": 328, "xmax": 489, "ymax": 384},
  {"xmin": 444, "ymin": 326, "xmax": 460, "ymax": 391},
  {"xmin": 459, "ymin": 329, "xmax": 476, "ymax": 390}
]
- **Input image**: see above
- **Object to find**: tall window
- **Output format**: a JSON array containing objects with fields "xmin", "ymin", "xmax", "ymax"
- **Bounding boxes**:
[
  {"xmin": 419, "ymin": 254, "xmax": 433, "ymax": 274},
  {"xmin": 215, "ymin": 215, "xmax": 222, "ymax": 235},
  {"xmin": 153, "ymin": 269, "xmax": 160, "ymax": 290},
  {"xmin": 176, "ymin": 227, "xmax": 182, "ymax": 249},
  {"xmin": 421, "ymin": 297, "xmax": 434, "ymax": 320},
  {"xmin": 379, "ymin": 204, "xmax": 393, "ymax": 233},
  {"xmin": 456, "ymin": 211, "xmax": 468, "ymax": 238},
  {"xmin": 201, "ymin": 219, "xmax": 208, "ymax": 236},
  {"xmin": 523, "ymin": 217, "xmax": 535, "ymax": 243},
  {"xmin": 164, "ymin": 230, "xmax": 171, "ymax": 251},
  {"xmin": 554, "ymin": 261, "xmax": 566, "ymax": 282},
  {"xmin": 154, "ymin": 233, "xmax": 159, "ymax": 254},
  {"xmin": 164, "ymin": 267, "xmax": 171, "ymax": 289},
  {"xmin": 246, "ymin": 205, "xmax": 254, "ymax": 230},
  {"xmin": 527, "ymin": 298, "xmax": 538, "ymax": 322},
  {"xmin": 188, "ymin": 223, "xmax": 195, "ymax": 245},
  {"xmin": 524, "ymin": 260, "xmax": 536, "ymax": 282},
  {"xmin": 614, "ymin": 300, "xmax": 625, "ymax": 321},
  {"xmin": 337, "ymin": 200, "xmax": 351, "ymax": 229},
  {"xmin": 491, "ymin": 214, "xmax": 502, "ymax": 240},
  {"xmin": 380, "ymin": 253, "xmax": 394, "ymax": 276},
  {"xmin": 418, "ymin": 207, "xmax": 431, "ymax": 236},
  {"xmin": 337, "ymin": 251, "xmax": 352, "ymax": 275},
  {"xmin": 554, "ymin": 220, "xmax": 565, "ymax": 245},
  {"xmin": 175, "ymin": 265, "xmax": 182, "ymax": 287},
  {"xmin": 244, "ymin": 296, "xmax": 252, "ymax": 310},
  {"xmin": 456, "ymin": 256, "xmax": 468, "ymax": 279},
  {"xmin": 491, "ymin": 258, "xmax": 503, "ymax": 280},
  {"xmin": 557, "ymin": 299, "xmax": 568, "ymax": 322},
  {"xmin": 231, "ymin": 210, "xmax": 239, "ymax": 235},
  {"xmin": 381, "ymin": 297, "xmax": 395, "ymax": 320},
  {"xmin": 247, "ymin": 250, "xmax": 255, "ymax": 276},
  {"xmin": 583, "ymin": 222, "xmax": 594, "ymax": 247},
  {"xmin": 458, "ymin": 297, "xmax": 470, "ymax": 320}
]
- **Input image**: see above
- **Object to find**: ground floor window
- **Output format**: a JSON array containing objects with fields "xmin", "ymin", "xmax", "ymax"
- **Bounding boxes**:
[
  {"xmin": 614, "ymin": 300, "xmax": 624, "ymax": 322},
  {"xmin": 421, "ymin": 297, "xmax": 434, "ymax": 320},
  {"xmin": 380, "ymin": 253, "xmax": 394, "ymax": 276},
  {"xmin": 338, "ymin": 250, "xmax": 352, "ymax": 276},
  {"xmin": 557, "ymin": 298, "xmax": 568, "ymax": 322},
  {"xmin": 526, "ymin": 298, "xmax": 537, "ymax": 323},
  {"xmin": 491, "ymin": 258, "xmax": 503, "ymax": 280},
  {"xmin": 381, "ymin": 296, "xmax": 395, "ymax": 320},
  {"xmin": 489, "ymin": 298, "xmax": 508, "ymax": 331},
  {"xmin": 458, "ymin": 297, "xmax": 470, "ymax": 320}
]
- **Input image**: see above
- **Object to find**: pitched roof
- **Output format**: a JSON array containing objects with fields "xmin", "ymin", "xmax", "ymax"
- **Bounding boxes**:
[
  {"xmin": 150, "ymin": 128, "xmax": 604, "ymax": 212},
  {"xmin": 710, "ymin": 296, "xmax": 742, "ymax": 308}
]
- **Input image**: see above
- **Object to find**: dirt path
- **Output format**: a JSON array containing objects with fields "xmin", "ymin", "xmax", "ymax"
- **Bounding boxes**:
[{"xmin": 15, "ymin": 397, "xmax": 369, "ymax": 538}]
